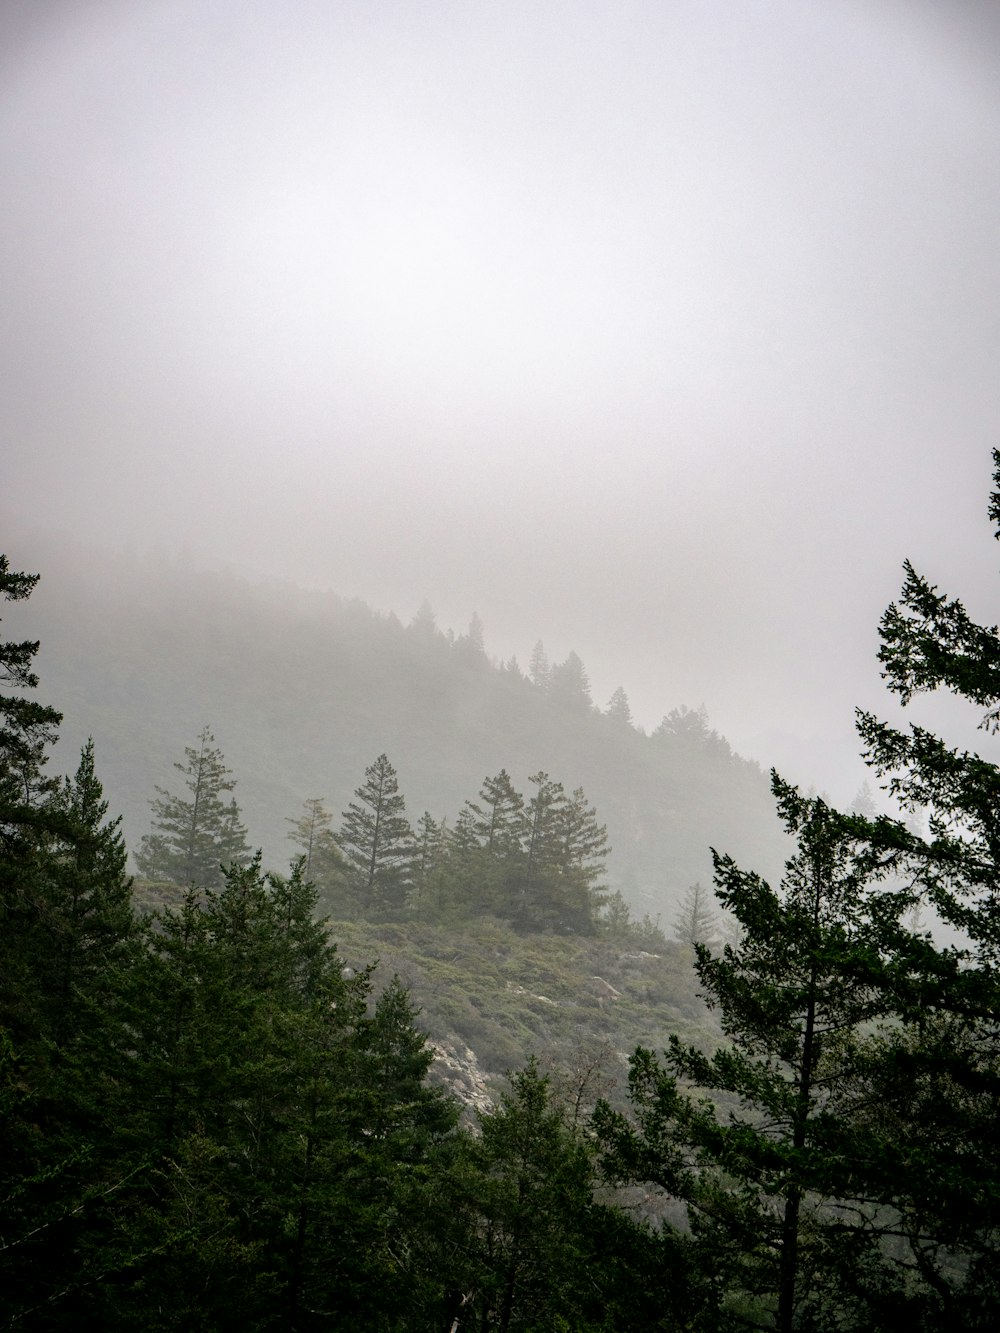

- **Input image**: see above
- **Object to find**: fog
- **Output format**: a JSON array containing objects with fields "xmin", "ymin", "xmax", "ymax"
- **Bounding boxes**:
[{"xmin": 4, "ymin": 0, "xmax": 1000, "ymax": 803}]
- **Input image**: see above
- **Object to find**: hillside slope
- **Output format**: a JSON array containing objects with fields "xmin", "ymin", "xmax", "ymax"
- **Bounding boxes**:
[{"xmin": 22, "ymin": 539, "xmax": 790, "ymax": 920}]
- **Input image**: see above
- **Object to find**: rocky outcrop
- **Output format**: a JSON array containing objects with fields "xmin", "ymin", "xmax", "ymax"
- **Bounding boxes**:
[{"xmin": 428, "ymin": 1038, "xmax": 493, "ymax": 1114}]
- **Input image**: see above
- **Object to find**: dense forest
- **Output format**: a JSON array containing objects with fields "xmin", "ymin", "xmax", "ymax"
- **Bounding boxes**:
[{"xmin": 4, "ymin": 455, "xmax": 1000, "ymax": 1328}]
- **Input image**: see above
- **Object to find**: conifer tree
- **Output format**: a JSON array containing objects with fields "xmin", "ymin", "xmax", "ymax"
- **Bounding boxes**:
[
  {"xmin": 0, "ymin": 555, "xmax": 62, "ymax": 818},
  {"xmin": 0, "ymin": 567, "xmax": 143, "ymax": 1329},
  {"xmin": 671, "ymin": 881, "xmax": 720, "ymax": 952},
  {"xmin": 605, "ymin": 685, "xmax": 633, "ymax": 726},
  {"xmin": 839, "ymin": 449, "xmax": 1000, "ymax": 1320},
  {"xmin": 463, "ymin": 610, "xmax": 487, "ymax": 658},
  {"xmin": 0, "ymin": 556, "xmax": 65, "ymax": 1039},
  {"xmin": 286, "ymin": 796, "xmax": 332, "ymax": 880},
  {"xmin": 557, "ymin": 786, "xmax": 611, "ymax": 929},
  {"xmin": 548, "ymin": 650, "xmax": 593, "ymax": 712},
  {"xmin": 443, "ymin": 1061, "xmax": 599, "ymax": 1332},
  {"xmin": 469, "ymin": 769, "xmax": 525, "ymax": 857},
  {"xmin": 337, "ymin": 752, "xmax": 414, "ymax": 916},
  {"xmin": 135, "ymin": 726, "xmax": 251, "ymax": 888},
  {"xmin": 529, "ymin": 640, "xmax": 549, "ymax": 689},
  {"xmin": 596, "ymin": 781, "xmax": 904, "ymax": 1330},
  {"xmin": 411, "ymin": 810, "xmax": 447, "ymax": 913},
  {"xmin": 42, "ymin": 739, "xmax": 136, "ymax": 1049}
]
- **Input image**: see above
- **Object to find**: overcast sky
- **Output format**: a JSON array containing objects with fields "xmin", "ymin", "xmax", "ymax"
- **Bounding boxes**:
[{"xmin": 4, "ymin": 0, "xmax": 1000, "ymax": 802}]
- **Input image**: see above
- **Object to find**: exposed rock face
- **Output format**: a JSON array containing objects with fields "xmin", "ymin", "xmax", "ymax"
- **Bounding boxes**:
[
  {"xmin": 590, "ymin": 976, "xmax": 621, "ymax": 1006},
  {"xmin": 505, "ymin": 981, "xmax": 558, "ymax": 1006},
  {"xmin": 428, "ymin": 1038, "xmax": 493, "ymax": 1114}
]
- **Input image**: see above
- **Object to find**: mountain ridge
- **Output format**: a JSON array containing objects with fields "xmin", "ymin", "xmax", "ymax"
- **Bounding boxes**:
[{"xmin": 15, "ymin": 535, "xmax": 790, "ymax": 920}]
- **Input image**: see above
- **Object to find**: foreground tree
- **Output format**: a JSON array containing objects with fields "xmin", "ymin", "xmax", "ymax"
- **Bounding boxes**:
[
  {"xmin": 0, "ymin": 565, "xmax": 141, "ymax": 1329},
  {"xmin": 135, "ymin": 726, "xmax": 251, "ymax": 888},
  {"xmin": 841, "ymin": 450, "xmax": 1000, "ymax": 1321},
  {"xmin": 598, "ymin": 454, "xmax": 1000, "ymax": 1328},
  {"xmin": 597, "ymin": 781, "xmax": 907, "ymax": 1330},
  {"xmin": 0, "ymin": 556, "xmax": 62, "ymax": 817}
]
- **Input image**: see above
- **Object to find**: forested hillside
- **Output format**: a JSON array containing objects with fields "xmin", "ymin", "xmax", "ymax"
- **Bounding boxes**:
[
  {"xmin": 7, "ymin": 456, "xmax": 1000, "ymax": 1327},
  {"xmin": 23, "ymin": 537, "xmax": 789, "ymax": 915}
]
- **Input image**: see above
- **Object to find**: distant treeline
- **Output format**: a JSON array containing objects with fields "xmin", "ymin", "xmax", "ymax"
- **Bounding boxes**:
[
  {"xmin": 136, "ymin": 730, "xmax": 613, "ymax": 935},
  {"xmin": 26, "ymin": 543, "xmax": 787, "ymax": 915}
]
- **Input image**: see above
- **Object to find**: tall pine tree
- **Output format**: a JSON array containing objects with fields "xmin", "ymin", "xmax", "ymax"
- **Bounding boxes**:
[
  {"xmin": 135, "ymin": 726, "xmax": 251, "ymax": 888},
  {"xmin": 337, "ymin": 753, "xmax": 414, "ymax": 916}
]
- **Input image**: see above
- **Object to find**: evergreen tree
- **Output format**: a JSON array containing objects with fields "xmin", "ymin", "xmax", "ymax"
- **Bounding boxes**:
[
  {"xmin": 0, "ymin": 567, "xmax": 143, "ymax": 1329},
  {"xmin": 216, "ymin": 795, "xmax": 252, "ymax": 869},
  {"xmin": 135, "ymin": 726, "xmax": 251, "ymax": 888},
  {"xmin": 286, "ymin": 796, "xmax": 332, "ymax": 880},
  {"xmin": 557, "ymin": 785, "xmax": 611, "ymax": 930},
  {"xmin": 838, "ymin": 449, "xmax": 1000, "ymax": 1321},
  {"xmin": 595, "ymin": 781, "xmax": 904, "ymax": 1330},
  {"xmin": 528, "ymin": 640, "xmax": 549, "ymax": 689},
  {"xmin": 548, "ymin": 649, "xmax": 593, "ymax": 712},
  {"xmin": 508, "ymin": 774, "xmax": 609, "ymax": 932},
  {"xmin": 605, "ymin": 684, "xmax": 634, "ymax": 727},
  {"xmin": 469, "ymin": 768, "xmax": 525, "ymax": 857},
  {"xmin": 337, "ymin": 752, "xmax": 414, "ymax": 916},
  {"xmin": 0, "ymin": 555, "xmax": 62, "ymax": 818},
  {"xmin": 0, "ymin": 556, "xmax": 65, "ymax": 1040},
  {"xmin": 287, "ymin": 796, "xmax": 353, "ymax": 917},
  {"xmin": 511, "ymin": 771, "xmax": 567, "ymax": 929},
  {"xmin": 655, "ymin": 703, "xmax": 732, "ymax": 757},
  {"xmin": 411, "ymin": 810, "xmax": 448, "ymax": 914},
  {"xmin": 462, "ymin": 610, "xmax": 487, "ymax": 658},
  {"xmin": 671, "ymin": 880, "xmax": 720, "ymax": 953},
  {"xmin": 409, "ymin": 598, "xmax": 437, "ymax": 637},
  {"xmin": 41, "ymin": 740, "xmax": 136, "ymax": 1050},
  {"xmin": 443, "ymin": 1061, "xmax": 597, "ymax": 1332}
]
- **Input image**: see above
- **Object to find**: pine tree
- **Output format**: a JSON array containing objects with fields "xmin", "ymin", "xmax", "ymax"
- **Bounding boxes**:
[
  {"xmin": 511, "ymin": 771, "xmax": 567, "ymax": 929},
  {"xmin": 0, "ymin": 555, "xmax": 65, "ymax": 1039},
  {"xmin": 411, "ymin": 810, "xmax": 447, "ymax": 914},
  {"xmin": 596, "ymin": 781, "xmax": 904, "ymax": 1330},
  {"xmin": 135, "ymin": 727, "xmax": 251, "ymax": 888},
  {"xmin": 671, "ymin": 881, "xmax": 720, "ymax": 953},
  {"xmin": 548, "ymin": 650, "xmax": 593, "ymax": 712},
  {"xmin": 0, "ymin": 555, "xmax": 62, "ymax": 818},
  {"xmin": 0, "ymin": 557, "xmax": 66, "ymax": 1034},
  {"xmin": 839, "ymin": 450, "xmax": 1000, "ymax": 1320},
  {"xmin": 509, "ymin": 775, "xmax": 609, "ymax": 932},
  {"xmin": 0, "ymin": 569, "xmax": 143, "ymax": 1328},
  {"xmin": 462, "ymin": 611, "xmax": 487, "ymax": 658},
  {"xmin": 555, "ymin": 786, "xmax": 611, "ymax": 931},
  {"xmin": 529, "ymin": 640, "xmax": 549, "ymax": 689},
  {"xmin": 469, "ymin": 769, "xmax": 524, "ymax": 857},
  {"xmin": 41, "ymin": 739, "xmax": 136, "ymax": 1049},
  {"xmin": 286, "ymin": 796, "xmax": 332, "ymax": 880},
  {"xmin": 409, "ymin": 598, "xmax": 437, "ymax": 637},
  {"xmin": 337, "ymin": 753, "xmax": 414, "ymax": 916},
  {"xmin": 444, "ymin": 1061, "xmax": 598, "ymax": 1332},
  {"xmin": 605, "ymin": 685, "xmax": 633, "ymax": 727}
]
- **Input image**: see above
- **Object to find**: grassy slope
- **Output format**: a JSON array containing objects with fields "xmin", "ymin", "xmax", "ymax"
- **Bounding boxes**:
[{"xmin": 136, "ymin": 874, "xmax": 720, "ymax": 1111}]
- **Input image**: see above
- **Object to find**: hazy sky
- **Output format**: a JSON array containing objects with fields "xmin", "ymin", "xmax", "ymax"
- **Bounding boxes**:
[{"xmin": 4, "ymin": 0, "xmax": 1000, "ymax": 801}]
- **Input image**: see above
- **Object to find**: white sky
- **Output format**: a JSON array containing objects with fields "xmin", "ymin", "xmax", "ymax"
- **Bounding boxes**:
[{"xmin": 4, "ymin": 0, "xmax": 1000, "ymax": 803}]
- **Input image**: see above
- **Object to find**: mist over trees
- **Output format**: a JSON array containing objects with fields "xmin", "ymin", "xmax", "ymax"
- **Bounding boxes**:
[
  {"xmin": 7, "ymin": 454, "xmax": 1000, "ymax": 1326},
  {"xmin": 27, "ymin": 549, "xmax": 789, "ymax": 921}
]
